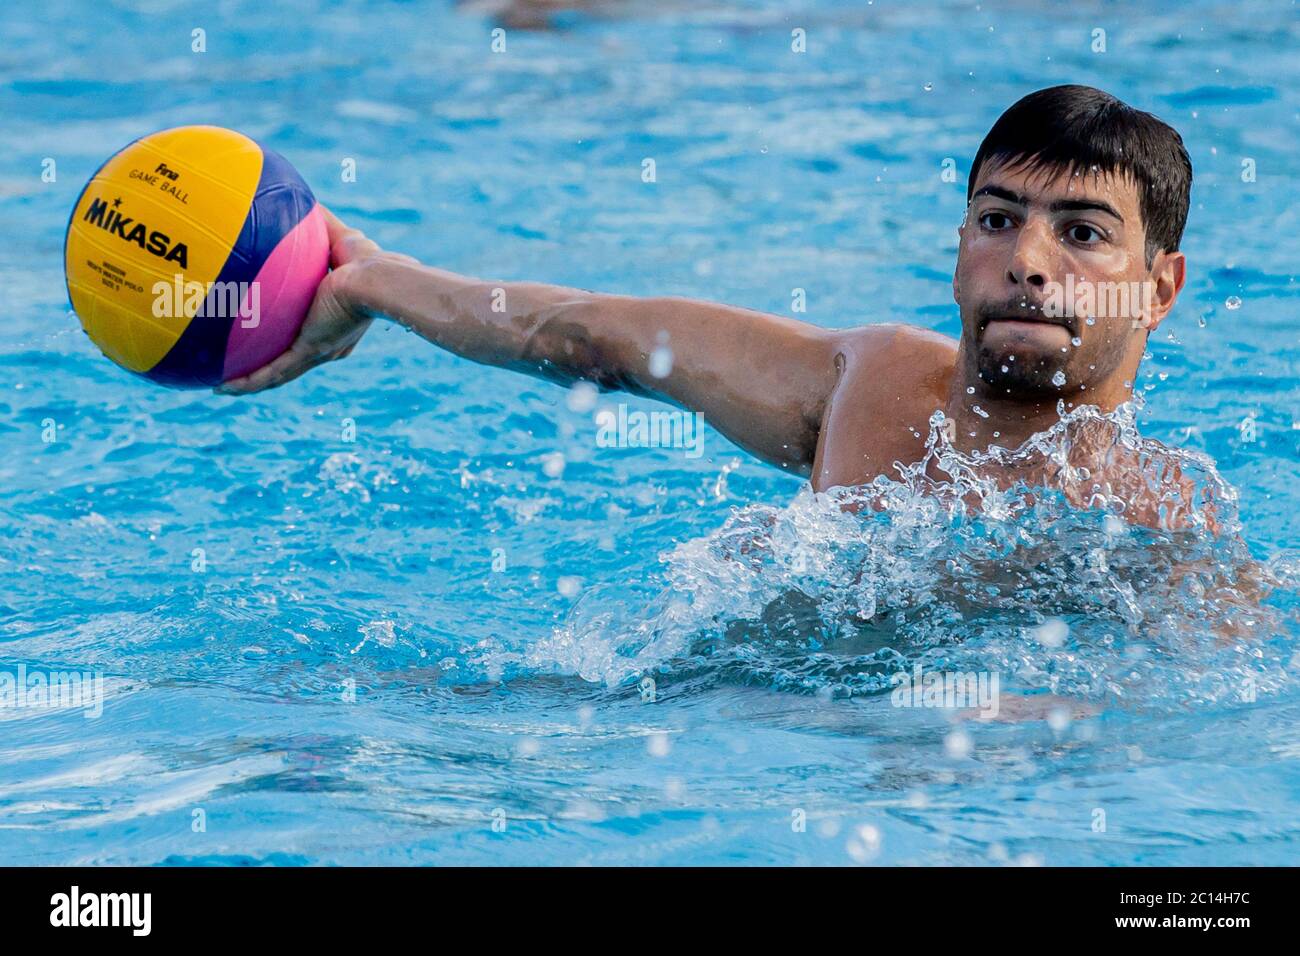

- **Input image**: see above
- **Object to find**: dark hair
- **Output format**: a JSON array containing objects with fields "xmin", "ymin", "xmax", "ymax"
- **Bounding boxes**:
[{"xmin": 968, "ymin": 85, "xmax": 1193, "ymax": 265}]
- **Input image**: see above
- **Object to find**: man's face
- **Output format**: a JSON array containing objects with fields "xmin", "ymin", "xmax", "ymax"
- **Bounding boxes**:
[{"xmin": 954, "ymin": 160, "xmax": 1155, "ymax": 399}]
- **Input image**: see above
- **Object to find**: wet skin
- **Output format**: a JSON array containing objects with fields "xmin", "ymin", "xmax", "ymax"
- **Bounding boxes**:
[{"xmin": 219, "ymin": 161, "xmax": 1188, "ymax": 527}]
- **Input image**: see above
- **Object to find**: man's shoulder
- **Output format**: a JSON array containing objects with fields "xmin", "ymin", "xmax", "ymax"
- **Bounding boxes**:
[
  {"xmin": 810, "ymin": 323, "xmax": 959, "ymax": 490},
  {"xmin": 832, "ymin": 323, "xmax": 959, "ymax": 391},
  {"xmin": 838, "ymin": 320, "xmax": 956, "ymax": 346}
]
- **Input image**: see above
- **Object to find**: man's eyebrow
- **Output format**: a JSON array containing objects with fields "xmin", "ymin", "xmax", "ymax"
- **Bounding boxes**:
[
  {"xmin": 972, "ymin": 185, "xmax": 1126, "ymax": 223},
  {"xmin": 1048, "ymin": 198, "xmax": 1124, "ymax": 222},
  {"xmin": 971, "ymin": 185, "xmax": 1027, "ymax": 206}
]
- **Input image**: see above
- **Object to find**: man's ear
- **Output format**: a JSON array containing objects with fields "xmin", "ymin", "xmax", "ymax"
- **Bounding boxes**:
[{"xmin": 1143, "ymin": 250, "xmax": 1186, "ymax": 333}]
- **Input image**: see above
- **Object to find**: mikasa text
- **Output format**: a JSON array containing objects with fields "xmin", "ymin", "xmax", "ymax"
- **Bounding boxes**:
[{"xmin": 82, "ymin": 196, "xmax": 189, "ymax": 267}]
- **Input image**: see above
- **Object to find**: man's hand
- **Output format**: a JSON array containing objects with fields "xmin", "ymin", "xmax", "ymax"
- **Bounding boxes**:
[{"xmin": 216, "ymin": 207, "xmax": 388, "ymax": 395}]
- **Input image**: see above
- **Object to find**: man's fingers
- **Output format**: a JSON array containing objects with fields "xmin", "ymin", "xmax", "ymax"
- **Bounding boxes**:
[
  {"xmin": 213, "ymin": 208, "xmax": 372, "ymax": 396},
  {"xmin": 217, "ymin": 360, "xmax": 309, "ymax": 395},
  {"xmin": 320, "ymin": 204, "xmax": 346, "ymax": 239},
  {"xmin": 215, "ymin": 354, "xmax": 295, "ymax": 395},
  {"xmin": 335, "ymin": 232, "xmax": 381, "ymax": 268},
  {"xmin": 317, "ymin": 205, "xmax": 379, "ymax": 269},
  {"xmin": 216, "ymin": 345, "xmax": 322, "ymax": 395}
]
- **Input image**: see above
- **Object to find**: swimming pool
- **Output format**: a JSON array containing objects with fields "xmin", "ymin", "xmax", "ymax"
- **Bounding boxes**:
[{"xmin": 2, "ymin": 0, "xmax": 1298, "ymax": 865}]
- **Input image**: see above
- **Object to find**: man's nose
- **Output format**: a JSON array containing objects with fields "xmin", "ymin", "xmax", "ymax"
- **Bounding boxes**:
[{"xmin": 1007, "ymin": 218, "xmax": 1057, "ymax": 289}]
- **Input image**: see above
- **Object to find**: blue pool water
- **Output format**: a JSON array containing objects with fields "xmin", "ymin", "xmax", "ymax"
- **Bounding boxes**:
[{"xmin": 2, "ymin": 0, "xmax": 1299, "ymax": 865}]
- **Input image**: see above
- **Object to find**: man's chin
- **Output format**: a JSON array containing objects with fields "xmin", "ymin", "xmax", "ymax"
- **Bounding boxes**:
[{"xmin": 974, "ymin": 327, "xmax": 1072, "ymax": 396}]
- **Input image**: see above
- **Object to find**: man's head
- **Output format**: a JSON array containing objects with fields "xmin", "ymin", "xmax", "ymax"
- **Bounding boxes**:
[{"xmin": 953, "ymin": 85, "xmax": 1191, "ymax": 403}]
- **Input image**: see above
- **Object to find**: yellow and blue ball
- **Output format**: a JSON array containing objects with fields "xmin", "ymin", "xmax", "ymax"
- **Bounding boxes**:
[{"xmin": 64, "ymin": 125, "xmax": 329, "ymax": 388}]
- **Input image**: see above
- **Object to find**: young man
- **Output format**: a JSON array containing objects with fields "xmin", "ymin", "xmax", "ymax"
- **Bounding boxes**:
[{"xmin": 221, "ymin": 85, "xmax": 1194, "ymax": 527}]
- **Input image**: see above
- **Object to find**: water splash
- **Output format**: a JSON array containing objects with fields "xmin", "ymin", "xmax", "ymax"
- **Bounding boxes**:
[{"xmin": 499, "ymin": 402, "xmax": 1298, "ymax": 709}]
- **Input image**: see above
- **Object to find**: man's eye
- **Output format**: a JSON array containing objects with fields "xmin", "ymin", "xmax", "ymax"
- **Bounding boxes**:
[
  {"xmin": 1066, "ymin": 223, "xmax": 1104, "ymax": 245},
  {"xmin": 979, "ymin": 211, "xmax": 1014, "ymax": 231}
]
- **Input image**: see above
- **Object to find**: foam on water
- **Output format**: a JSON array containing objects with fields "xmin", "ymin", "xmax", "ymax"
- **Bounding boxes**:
[{"xmin": 509, "ymin": 401, "xmax": 1300, "ymax": 710}]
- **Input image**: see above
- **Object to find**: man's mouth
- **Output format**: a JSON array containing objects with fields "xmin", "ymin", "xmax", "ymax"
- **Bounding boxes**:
[{"xmin": 979, "ymin": 311, "xmax": 1077, "ymax": 339}]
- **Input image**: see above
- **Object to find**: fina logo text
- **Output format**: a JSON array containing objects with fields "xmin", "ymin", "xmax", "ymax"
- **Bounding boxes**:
[
  {"xmin": 50, "ymin": 886, "xmax": 151, "ymax": 937},
  {"xmin": 82, "ymin": 196, "xmax": 189, "ymax": 268}
]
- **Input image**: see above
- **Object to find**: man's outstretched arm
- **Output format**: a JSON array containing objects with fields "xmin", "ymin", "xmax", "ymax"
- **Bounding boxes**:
[{"xmin": 221, "ymin": 209, "xmax": 844, "ymax": 475}]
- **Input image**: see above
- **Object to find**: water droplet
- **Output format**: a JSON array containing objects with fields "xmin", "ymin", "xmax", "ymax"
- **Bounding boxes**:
[
  {"xmin": 966, "ymin": 386, "xmax": 975, "ymax": 395},
  {"xmin": 566, "ymin": 381, "xmax": 598, "ymax": 413},
  {"xmin": 1051, "ymin": 370, "xmax": 1067, "ymax": 387},
  {"xmin": 944, "ymin": 729, "xmax": 973, "ymax": 759},
  {"xmin": 846, "ymin": 824, "xmax": 883, "ymax": 862},
  {"xmin": 1031, "ymin": 618, "xmax": 1069, "ymax": 648},
  {"xmin": 1047, "ymin": 707, "xmax": 1071, "ymax": 733},
  {"xmin": 1071, "ymin": 337, "xmax": 1082, "ymax": 347},
  {"xmin": 972, "ymin": 404, "xmax": 989, "ymax": 418},
  {"xmin": 1225, "ymin": 295, "xmax": 1242, "ymax": 310},
  {"xmin": 649, "ymin": 345, "xmax": 674, "ymax": 378},
  {"xmin": 541, "ymin": 451, "xmax": 566, "ymax": 478},
  {"xmin": 923, "ymin": 82, "xmax": 933, "ymax": 92}
]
